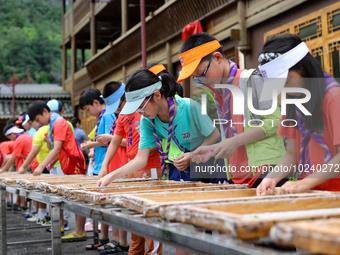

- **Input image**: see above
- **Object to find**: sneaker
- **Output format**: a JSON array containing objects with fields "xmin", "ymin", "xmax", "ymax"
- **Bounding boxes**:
[
  {"xmin": 36, "ymin": 217, "xmax": 44, "ymax": 224},
  {"xmin": 41, "ymin": 216, "xmax": 51, "ymax": 226},
  {"xmin": 63, "ymin": 222, "xmax": 69, "ymax": 231},
  {"xmin": 46, "ymin": 226, "xmax": 64, "ymax": 233},
  {"xmin": 19, "ymin": 206, "xmax": 29, "ymax": 213},
  {"xmin": 13, "ymin": 204, "xmax": 20, "ymax": 211},
  {"xmin": 27, "ymin": 214, "xmax": 39, "ymax": 222},
  {"xmin": 61, "ymin": 231, "xmax": 86, "ymax": 241},
  {"xmin": 24, "ymin": 211, "xmax": 37, "ymax": 219},
  {"xmin": 99, "ymin": 244, "xmax": 129, "ymax": 254}
]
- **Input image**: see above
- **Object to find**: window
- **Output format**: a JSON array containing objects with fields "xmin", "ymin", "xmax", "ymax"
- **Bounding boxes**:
[{"xmin": 265, "ymin": 2, "xmax": 340, "ymax": 77}]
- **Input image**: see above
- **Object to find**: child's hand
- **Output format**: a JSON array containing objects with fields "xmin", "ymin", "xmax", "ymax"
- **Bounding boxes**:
[
  {"xmin": 96, "ymin": 134, "xmax": 112, "ymax": 144},
  {"xmin": 18, "ymin": 166, "xmax": 26, "ymax": 174},
  {"xmin": 191, "ymin": 145, "xmax": 215, "ymax": 163},
  {"xmin": 43, "ymin": 135, "xmax": 50, "ymax": 143},
  {"xmin": 208, "ymin": 138, "xmax": 238, "ymax": 160},
  {"xmin": 81, "ymin": 141, "xmax": 92, "ymax": 150},
  {"xmin": 98, "ymin": 168, "xmax": 108, "ymax": 178},
  {"xmin": 33, "ymin": 165, "xmax": 44, "ymax": 176},
  {"xmin": 276, "ymin": 180, "xmax": 311, "ymax": 195},
  {"xmin": 256, "ymin": 178, "xmax": 278, "ymax": 196},
  {"xmin": 97, "ymin": 174, "xmax": 113, "ymax": 187},
  {"xmin": 88, "ymin": 148, "xmax": 94, "ymax": 159},
  {"xmin": 173, "ymin": 152, "xmax": 191, "ymax": 171}
]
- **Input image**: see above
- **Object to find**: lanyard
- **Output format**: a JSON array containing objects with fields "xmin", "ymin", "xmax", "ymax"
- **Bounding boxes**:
[{"xmin": 151, "ymin": 97, "xmax": 175, "ymax": 174}]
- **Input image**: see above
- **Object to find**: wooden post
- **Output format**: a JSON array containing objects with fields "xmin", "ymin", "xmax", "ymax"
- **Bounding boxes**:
[
  {"xmin": 166, "ymin": 42, "xmax": 173, "ymax": 75},
  {"xmin": 121, "ymin": 0, "xmax": 128, "ymax": 34},
  {"xmin": 122, "ymin": 65, "xmax": 127, "ymax": 83},
  {"xmin": 62, "ymin": 44, "xmax": 67, "ymax": 88},
  {"xmin": 61, "ymin": 0, "xmax": 67, "ymax": 89},
  {"xmin": 237, "ymin": 0, "xmax": 248, "ymax": 69},
  {"xmin": 71, "ymin": 36, "xmax": 77, "ymax": 100},
  {"xmin": 90, "ymin": 0, "xmax": 97, "ymax": 56}
]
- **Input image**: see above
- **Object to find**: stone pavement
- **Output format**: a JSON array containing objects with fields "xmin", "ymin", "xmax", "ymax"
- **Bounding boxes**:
[{"xmin": 1, "ymin": 209, "xmax": 176, "ymax": 255}]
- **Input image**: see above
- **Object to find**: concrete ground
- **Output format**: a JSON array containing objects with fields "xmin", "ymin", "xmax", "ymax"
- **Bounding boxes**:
[{"xmin": 1, "ymin": 208, "xmax": 176, "ymax": 255}]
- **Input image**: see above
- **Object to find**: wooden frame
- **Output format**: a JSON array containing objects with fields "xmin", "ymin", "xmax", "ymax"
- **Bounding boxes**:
[
  {"xmin": 67, "ymin": 183, "xmax": 248, "ymax": 205},
  {"xmin": 271, "ymin": 218, "xmax": 340, "ymax": 255},
  {"xmin": 118, "ymin": 189, "xmax": 331, "ymax": 217},
  {"xmin": 160, "ymin": 194, "xmax": 340, "ymax": 240}
]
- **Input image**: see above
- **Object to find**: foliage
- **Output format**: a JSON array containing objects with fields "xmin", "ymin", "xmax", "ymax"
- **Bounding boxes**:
[{"xmin": 0, "ymin": 0, "xmax": 62, "ymax": 83}]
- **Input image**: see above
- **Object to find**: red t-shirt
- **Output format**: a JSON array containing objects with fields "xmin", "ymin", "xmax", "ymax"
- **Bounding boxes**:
[
  {"xmin": 53, "ymin": 119, "xmax": 86, "ymax": 175},
  {"xmin": 108, "ymin": 143, "xmax": 128, "ymax": 174},
  {"xmin": 0, "ymin": 141, "xmax": 14, "ymax": 166},
  {"xmin": 277, "ymin": 86, "xmax": 340, "ymax": 191},
  {"xmin": 11, "ymin": 134, "xmax": 38, "ymax": 171},
  {"xmin": 115, "ymin": 112, "xmax": 161, "ymax": 170}
]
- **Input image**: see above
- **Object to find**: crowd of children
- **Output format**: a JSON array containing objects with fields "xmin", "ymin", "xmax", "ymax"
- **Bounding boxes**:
[{"xmin": 1, "ymin": 32, "xmax": 339, "ymax": 254}]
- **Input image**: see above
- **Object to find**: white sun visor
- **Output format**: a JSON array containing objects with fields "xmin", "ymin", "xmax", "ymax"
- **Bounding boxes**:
[{"xmin": 258, "ymin": 42, "xmax": 310, "ymax": 102}]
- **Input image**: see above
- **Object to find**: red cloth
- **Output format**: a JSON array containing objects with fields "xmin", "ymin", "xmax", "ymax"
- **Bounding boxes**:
[
  {"xmin": 53, "ymin": 119, "xmax": 86, "ymax": 175},
  {"xmin": 278, "ymin": 86, "xmax": 340, "ymax": 191},
  {"xmin": 11, "ymin": 134, "xmax": 38, "ymax": 171},
  {"xmin": 115, "ymin": 113, "xmax": 161, "ymax": 170},
  {"xmin": 108, "ymin": 145, "xmax": 128, "ymax": 174},
  {"xmin": 182, "ymin": 20, "xmax": 203, "ymax": 42}
]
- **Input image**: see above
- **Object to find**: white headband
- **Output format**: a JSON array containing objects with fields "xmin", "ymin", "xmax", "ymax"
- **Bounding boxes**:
[{"xmin": 258, "ymin": 42, "xmax": 310, "ymax": 102}]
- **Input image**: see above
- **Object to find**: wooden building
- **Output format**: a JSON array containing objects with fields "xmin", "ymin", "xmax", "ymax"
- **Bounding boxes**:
[{"xmin": 61, "ymin": 0, "xmax": 340, "ymax": 135}]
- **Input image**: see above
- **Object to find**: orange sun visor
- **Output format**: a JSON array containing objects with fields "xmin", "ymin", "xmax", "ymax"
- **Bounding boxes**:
[
  {"xmin": 149, "ymin": 64, "xmax": 166, "ymax": 75},
  {"xmin": 177, "ymin": 40, "xmax": 221, "ymax": 83}
]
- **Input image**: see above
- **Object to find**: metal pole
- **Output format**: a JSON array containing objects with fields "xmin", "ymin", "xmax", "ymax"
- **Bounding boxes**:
[
  {"xmin": 51, "ymin": 205, "xmax": 61, "ymax": 255},
  {"xmin": 1, "ymin": 185, "xmax": 8, "ymax": 255},
  {"xmin": 12, "ymin": 72, "xmax": 15, "ymax": 118},
  {"xmin": 140, "ymin": 0, "xmax": 146, "ymax": 68}
]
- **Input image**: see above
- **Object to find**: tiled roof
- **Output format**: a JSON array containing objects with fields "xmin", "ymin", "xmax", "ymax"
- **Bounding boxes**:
[
  {"xmin": 0, "ymin": 84, "xmax": 70, "ymax": 99},
  {"xmin": 0, "ymin": 100, "xmax": 74, "ymax": 119},
  {"xmin": 0, "ymin": 84, "xmax": 73, "ymax": 119}
]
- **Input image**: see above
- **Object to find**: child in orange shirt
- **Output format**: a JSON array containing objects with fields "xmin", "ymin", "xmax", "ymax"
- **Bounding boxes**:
[{"xmin": 28, "ymin": 101, "xmax": 87, "ymax": 237}]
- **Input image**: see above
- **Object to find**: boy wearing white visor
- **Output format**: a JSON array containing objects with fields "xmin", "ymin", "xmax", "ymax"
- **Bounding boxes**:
[{"xmin": 256, "ymin": 34, "xmax": 340, "ymax": 195}]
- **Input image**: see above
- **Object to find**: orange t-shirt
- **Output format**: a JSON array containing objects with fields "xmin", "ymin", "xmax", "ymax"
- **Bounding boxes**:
[
  {"xmin": 277, "ymin": 86, "xmax": 340, "ymax": 191},
  {"xmin": 0, "ymin": 141, "xmax": 14, "ymax": 166},
  {"xmin": 11, "ymin": 133, "xmax": 38, "ymax": 171},
  {"xmin": 115, "ymin": 113, "xmax": 161, "ymax": 170},
  {"xmin": 53, "ymin": 119, "xmax": 86, "ymax": 175}
]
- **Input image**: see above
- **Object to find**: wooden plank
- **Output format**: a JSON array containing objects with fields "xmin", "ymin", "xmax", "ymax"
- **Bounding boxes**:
[
  {"xmin": 119, "ymin": 188, "xmax": 256, "ymax": 217},
  {"xmin": 271, "ymin": 219, "xmax": 340, "ymax": 255},
  {"xmin": 160, "ymin": 194, "xmax": 340, "ymax": 240},
  {"xmin": 68, "ymin": 183, "xmax": 248, "ymax": 205}
]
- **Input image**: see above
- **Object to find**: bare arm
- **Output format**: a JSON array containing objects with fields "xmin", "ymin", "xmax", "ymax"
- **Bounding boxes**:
[
  {"xmin": 97, "ymin": 148, "xmax": 150, "ymax": 187},
  {"xmin": 256, "ymin": 137, "xmax": 297, "ymax": 195},
  {"xmin": 0, "ymin": 156, "xmax": 17, "ymax": 173},
  {"xmin": 33, "ymin": 141, "xmax": 62, "ymax": 176},
  {"xmin": 19, "ymin": 145, "xmax": 40, "ymax": 173},
  {"xmin": 98, "ymin": 134, "xmax": 123, "ymax": 178}
]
